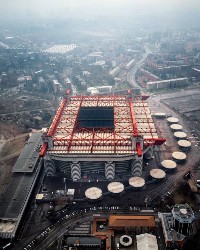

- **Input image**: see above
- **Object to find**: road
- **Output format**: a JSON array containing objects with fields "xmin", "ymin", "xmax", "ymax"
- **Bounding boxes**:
[
  {"xmin": 127, "ymin": 46, "xmax": 151, "ymax": 90},
  {"xmin": 15, "ymin": 212, "xmax": 93, "ymax": 250}
]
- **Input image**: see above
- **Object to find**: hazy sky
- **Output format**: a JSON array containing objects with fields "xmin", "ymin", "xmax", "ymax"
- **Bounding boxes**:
[{"xmin": 1, "ymin": 0, "xmax": 200, "ymax": 21}]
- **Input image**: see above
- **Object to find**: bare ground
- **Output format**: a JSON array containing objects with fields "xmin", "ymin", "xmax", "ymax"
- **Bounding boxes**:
[{"xmin": 0, "ymin": 122, "xmax": 29, "ymax": 195}]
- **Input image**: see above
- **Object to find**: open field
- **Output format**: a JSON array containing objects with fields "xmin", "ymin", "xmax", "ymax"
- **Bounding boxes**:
[{"xmin": 0, "ymin": 122, "xmax": 29, "ymax": 195}]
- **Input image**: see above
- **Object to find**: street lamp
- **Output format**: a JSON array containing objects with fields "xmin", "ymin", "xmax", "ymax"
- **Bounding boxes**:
[{"xmin": 63, "ymin": 178, "xmax": 66, "ymax": 194}]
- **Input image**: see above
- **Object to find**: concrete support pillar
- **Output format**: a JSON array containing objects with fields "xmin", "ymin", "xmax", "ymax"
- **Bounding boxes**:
[
  {"xmin": 105, "ymin": 162, "xmax": 115, "ymax": 180},
  {"xmin": 44, "ymin": 156, "xmax": 56, "ymax": 176},
  {"xmin": 131, "ymin": 158, "xmax": 143, "ymax": 176},
  {"xmin": 71, "ymin": 162, "xmax": 81, "ymax": 181}
]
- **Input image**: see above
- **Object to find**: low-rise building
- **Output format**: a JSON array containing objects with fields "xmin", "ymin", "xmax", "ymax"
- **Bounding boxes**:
[{"xmin": 146, "ymin": 78, "xmax": 188, "ymax": 90}]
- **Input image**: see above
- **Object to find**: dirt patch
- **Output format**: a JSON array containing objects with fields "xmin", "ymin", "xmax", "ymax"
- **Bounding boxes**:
[
  {"xmin": 172, "ymin": 182, "xmax": 196, "ymax": 208},
  {"xmin": 0, "ymin": 122, "xmax": 29, "ymax": 195},
  {"xmin": 0, "ymin": 134, "xmax": 29, "ymax": 158},
  {"xmin": 0, "ymin": 157, "xmax": 18, "ymax": 194},
  {"xmin": 0, "ymin": 122, "xmax": 22, "ymax": 140}
]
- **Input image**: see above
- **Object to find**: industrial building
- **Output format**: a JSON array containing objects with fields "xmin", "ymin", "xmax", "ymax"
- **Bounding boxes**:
[
  {"xmin": 146, "ymin": 78, "xmax": 188, "ymax": 90},
  {"xmin": 109, "ymin": 66, "xmax": 121, "ymax": 77},
  {"xmin": 160, "ymin": 204, "xmax": 195, "ymax": 248},
  {"xmin": 125, "ymin": 59, "xmax": 135, "ymax": 70},
  {"xmin": 40, "ymin": 92, "xmax": 165, "ymax": 181},
  {"xmin": 92, "ymin": 214, "xmax": 157, "ymax": 250},
  {"xmin": 0, "ymin": 132, "xmax": 43, "ymax": 239},
  {"xmin": 65, "ymin": 236, "xmax": 101, "ymax": 249}
]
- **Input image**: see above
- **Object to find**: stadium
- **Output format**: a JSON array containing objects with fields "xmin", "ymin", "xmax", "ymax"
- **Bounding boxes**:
[{"xmin": 40, "ymin": 91, "xmax": 165, "ymax": 181}]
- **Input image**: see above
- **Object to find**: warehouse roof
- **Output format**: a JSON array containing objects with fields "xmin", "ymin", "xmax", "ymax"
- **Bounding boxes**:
[
  {"xmin": 109, "ymin": 215, "xmax": 155, "ymax": 228},
  {"xmin": 12, "ymin": 132, "xmax": 42, "ymax": 173}
]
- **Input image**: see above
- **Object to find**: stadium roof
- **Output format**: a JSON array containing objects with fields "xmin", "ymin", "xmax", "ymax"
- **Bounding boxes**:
[
  {"xmin": 43, "ymin": 44, "xmax": 77, "ymax": 54},
  {"xmin": 40, "ymin": 93, "xmax": 165, "ymax": 157}
]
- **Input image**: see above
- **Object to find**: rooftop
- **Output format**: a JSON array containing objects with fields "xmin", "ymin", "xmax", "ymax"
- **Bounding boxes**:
[
  {"xmin": 109, "ymin": 215, "xmax": 156, "ymax": 228},
  {"xmin": 0, "ymin": 132, "xmax": 42, "ymax": 238},
  {"xmin": 150, "ymin": 169, "xmax": 166, "ymax": 179},
  {"xmin": 129, "ymin": 176, "xmax": 145, "ymax": 188},
  {"xmin": 43, "ymin": 44, "xmax": 77, "ymax": 54},
  {"xmin": 85, "ymin": 187, "xmax": 102, "ymax": 200},
  {"xmin": 12, "ymin": 132, "xmax": 42, "ymax": 173},
  {"xmin": 107, "ymin": 182, "xmax": 124, "ymax": 193},
  {"xmin": 172, "ymin": 204, "xmax": 195, "ymax": 223},
  {"xmin": 147, "ymin": 78, "xmax": 188, "ymax": 85},
  {"xmin": 160, "ymin": 213, "xmax": 185, "ymax": 242},
  {"xmin": 172, "ymin": 151, "xmax": 187, "ymax": 160},
  {"xmin": 42, "ymin": 94, "xmax": 165, "ymax": 156},
  {"xmin": 66, "ymin": 236, "xmax": 101, "ymax": 246},
  {"xmin": 136, "ymin": 233, "xmax": 158, "ymax": 250},
  {"xmin": 174, "ymin": 131, "xmax": 187, "ymax": 139},
  {"xmin": 0, "ymin": 169, "xmax": 40, "ymax": 220},
  {"xmin": 178, "ymin": 140, "xmax": 191, "ymax": 148},
  {"xmin": 161, "ymin": 160, "xmax": 177, "ymax": 170}
]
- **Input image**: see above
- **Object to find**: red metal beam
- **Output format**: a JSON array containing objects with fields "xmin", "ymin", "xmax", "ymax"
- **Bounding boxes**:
[
  {"xmin": 48, "ymin": 98, "xmax": 67, "ymax": 137},
  {"xmin": 136, "ymin": 142, "xmax": 142, "ymax": 157},
  {"xmin": 128, "ymin": 97, "xmax": 138, "ymax": 136},
  {"xmin": 67, "ymin": 97, "xmax": 83, "ymax": 153},
  {"xmin": 153, "ymin": 138, "xmax": 166, "ymax": 145},
  {"xmin": 39, "ymin": 143, "xmax": 48, "ymax": 157},
  {"xmin": 134, "ymin": 95, "xmax": 149, "ymax": 101},
  {"xmin": 142, "ymin": 95, "xmax": 149, "ymax": 100},
  {"xmin": 113, "ymin": 96, "xmax": 117, "ymax": 154},
  {"xmin": 144, "ymin": 138, "xmax": 166, "ymax": 146},
  {"xmin": 142, "ymin": 100, "xmax": 155, "ymax": 138},
  {"xmin": 90, "ymin": 129, "xmax": 95, "ymax": 153}
]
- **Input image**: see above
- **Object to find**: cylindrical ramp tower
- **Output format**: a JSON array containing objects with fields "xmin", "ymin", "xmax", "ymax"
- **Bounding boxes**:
[
  {"xmin": 161, "ymin": 160, "xmax": 177, "ymax": 172},
  {"xmin": 150, "ymin": 169, "xmax": 166, "ymax": 181},
  {"xmin": 71, "ymin": 162, "xmax": 81, "ymax": 181},
  {"xmin": 178, "ymin": 140, "xmax": 191, "ymax": 151},
  {"xmin": 131, "ymin": 158, "xmax": 143, "ymax": 176},
  {"xmin": 167, "ymin": 117, "xmax": 179, "ymax": 124},
  {"xmin": 172, "ymin": 152, "xmax": 187, "ymax": 163},
  {"xmin": 107, "ymin": 182, "xmax": 124, "ymax": 196},
  {"xmin": 85, "ymin": 187, "xmax": 102, "ymax": 202},
  {"xmin": 174, "ymin": 132, "xmax": 187, "ymax": 140},
  {"xmin": 170, "ymin": 124, "xmax": 183, "ymax": 131},
  {"xmin": 44, "ymin": 158, "xmax": 56, "ymax": 176},
  {"xmin": 105, "ymin": 162, "xmax": 115, "ymax": 180},
  {"xmin": 129, "ymin": 176, "xmax": 145, "ymax": 190}
]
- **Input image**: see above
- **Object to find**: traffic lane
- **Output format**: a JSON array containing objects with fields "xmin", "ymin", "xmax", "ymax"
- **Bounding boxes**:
[{"xmin": 32, "ymin": 214, "xmax": 92, "ymax": 250}]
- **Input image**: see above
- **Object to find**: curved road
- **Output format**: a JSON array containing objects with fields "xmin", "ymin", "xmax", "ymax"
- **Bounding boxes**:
[
  {"xmin": 33, "ymin": 214, "xmax": 92, "ymax": 250},
  {"xmin": 127, "ymin": 47, "xmax": 151, "ymax": 90},
  {"xmin": 14, "ymin": 212, "xmax": 93, "ymax": 250}
]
